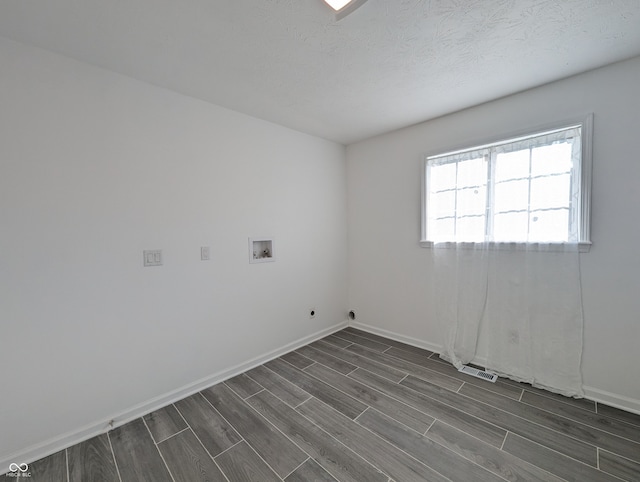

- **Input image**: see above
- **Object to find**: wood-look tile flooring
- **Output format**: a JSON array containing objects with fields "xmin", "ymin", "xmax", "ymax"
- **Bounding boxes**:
[{"xmin": 5, "ymin": 327, "xmax": 640, "ymax": 481}]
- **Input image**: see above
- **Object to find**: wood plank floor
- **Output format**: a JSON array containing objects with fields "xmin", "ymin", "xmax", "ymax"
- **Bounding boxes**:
[{"xmin": 5, "ymin": 327, "xmax": 640, "ymax": 481}]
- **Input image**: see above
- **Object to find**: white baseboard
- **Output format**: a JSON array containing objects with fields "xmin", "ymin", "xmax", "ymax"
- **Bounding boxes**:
[
  {"xmin": 583, "ymin": 386, "xmax": 640, "ymax": 416},
  {"xmin": 348, "ymin": 321, "xmax": 442, "ymax": 354},
  {"xmin": 0, "ymin": 320, "xmax": 348, "ymax": 471},
  {"xmin": 348, "ymin": 321, "xmax": 640, "ymax": 416}
]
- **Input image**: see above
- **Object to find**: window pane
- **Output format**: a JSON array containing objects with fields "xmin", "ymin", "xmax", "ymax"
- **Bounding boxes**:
[
  {"xmin": 430, "ymin": 163, "xmax": 457, "ymax": 192},
  {"xmin": 432, "ymin": 217, "xmax": 455, "ymax": 241},
  {"xmin": 529, "ymin": 209, "xmax": 569, "ymax": 242},
  {"xmin": 457, "ymin": 157, "xmax": 486, "ymax": 188},
  {"xmin": 457, "ymin": 186, "xmax": 486, "ymax": 217},
  {"xmin": 530, "ymin": 174, "xmax": 571, "ymax": 210},
  {"xmin": 430, "ymin": 190, "xmax": 456, "ymax": 218},
  {"xmin": 495, "ymin": 149, "xmax": 529, "ymax": 182},
  {"xmin": 493, "ymin": 212, "xmax": 528, "ymax": 242},
  {"xmin": 494, "ymin": 179, "xmax": 529, "ymax": 213},
  {"xmin": 531, "ymin": 143, "xmax": 572, "ymax": 176},
  {"xmin": 456, "ymin": 216, "xmax": 485, "ymax": 242}
]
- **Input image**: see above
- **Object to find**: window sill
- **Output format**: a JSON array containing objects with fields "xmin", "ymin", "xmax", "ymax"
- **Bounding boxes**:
[{"xmin": 420, "ymin": 240, "xmax": 592, "ymax": 253}]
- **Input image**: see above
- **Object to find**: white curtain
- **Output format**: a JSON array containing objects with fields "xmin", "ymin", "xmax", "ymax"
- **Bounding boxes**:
[
  {"xmin": 436, "ymin": 243, "xmax": 489, "ymax": 369},
  {"xmin": 436, "ymin": 243, "xmax": 584, "ymax": 397}
]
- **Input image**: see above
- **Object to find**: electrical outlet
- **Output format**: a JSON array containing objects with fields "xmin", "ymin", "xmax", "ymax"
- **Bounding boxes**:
[
  {"xmin": 143, "ymin": 250, "xmax": 162, "ymax": 267},
  {"xmin": 201, "ymin": 246, "xmax": 210, "ymax": 261}
]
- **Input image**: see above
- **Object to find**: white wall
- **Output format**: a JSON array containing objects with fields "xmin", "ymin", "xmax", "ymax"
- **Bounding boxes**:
[
  {"xmin": 347, "ymin": 56, "xmax": 640, "ymax": 412},
  {"xmin": 0, "ymin": 37, "xmax": 347, "ymax": 463}
]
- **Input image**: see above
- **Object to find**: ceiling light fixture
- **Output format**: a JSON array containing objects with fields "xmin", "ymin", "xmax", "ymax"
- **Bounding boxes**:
[{"xmin": 324, "ymin": 0, "xmax": 369, "ymax": 20}]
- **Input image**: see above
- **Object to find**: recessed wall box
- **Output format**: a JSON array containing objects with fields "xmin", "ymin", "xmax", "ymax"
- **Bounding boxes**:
[{"xmin": 249, "ymin": 237, "xmax": 275, "ymax": 263}]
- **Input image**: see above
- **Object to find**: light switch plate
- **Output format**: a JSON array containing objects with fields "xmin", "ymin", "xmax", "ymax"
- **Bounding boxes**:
[
  {"xmin": 143, "ymin": 249, "xmax": 162, "ymax": 267},
  {"xmin": 201, "ymin": 246, "xmax": 210, "ymax": 261}
]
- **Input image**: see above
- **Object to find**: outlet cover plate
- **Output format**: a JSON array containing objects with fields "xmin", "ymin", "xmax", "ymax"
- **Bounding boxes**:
[{"xmin": 143, "ymin": 249, "xmax": 162, "ymax": 267}]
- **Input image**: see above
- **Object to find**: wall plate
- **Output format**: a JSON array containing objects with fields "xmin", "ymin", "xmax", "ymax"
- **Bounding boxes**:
[{"xmin": 143, "ymin": 249, "xmax": 162, "ymax": 267}]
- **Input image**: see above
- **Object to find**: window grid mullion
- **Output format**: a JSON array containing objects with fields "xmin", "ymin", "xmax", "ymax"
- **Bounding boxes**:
[
  {"xmin": 526, "ymin": 147, "xmax": 533, "ymax": 241},
  {"xmin": 454, "ymin": 160, "xmax": 459, "ymax": 239},
  {"xmin": 485, "ymin": 150, "xmax": 496, "ymax": 242}
]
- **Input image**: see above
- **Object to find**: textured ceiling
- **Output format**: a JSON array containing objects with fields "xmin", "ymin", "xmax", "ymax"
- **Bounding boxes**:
[{"xmin": 0, "ymin": 1, "xmax": 639, "ymax": 144}]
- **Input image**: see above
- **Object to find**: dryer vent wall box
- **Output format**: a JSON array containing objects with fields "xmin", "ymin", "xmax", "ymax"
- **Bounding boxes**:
[{"xmin": 249, "ymin": 238, "xmax": 275, "ymax": 263}]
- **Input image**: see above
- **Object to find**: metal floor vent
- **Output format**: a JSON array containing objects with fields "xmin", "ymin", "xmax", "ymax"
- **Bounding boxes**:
[{"xmin": 458, "ymin": 365, "xmax": 498, "ymax": 383}]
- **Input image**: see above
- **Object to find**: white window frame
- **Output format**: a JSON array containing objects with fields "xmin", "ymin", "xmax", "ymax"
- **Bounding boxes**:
[{"xmin": 420, "ymin": 114, "xmax": 593, "ymax": 252}]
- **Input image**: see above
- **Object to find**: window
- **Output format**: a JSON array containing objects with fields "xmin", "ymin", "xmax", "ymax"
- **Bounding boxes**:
[{"xmin": 421, "ymin": 116, "xmax": 592, "ymax": 250}]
